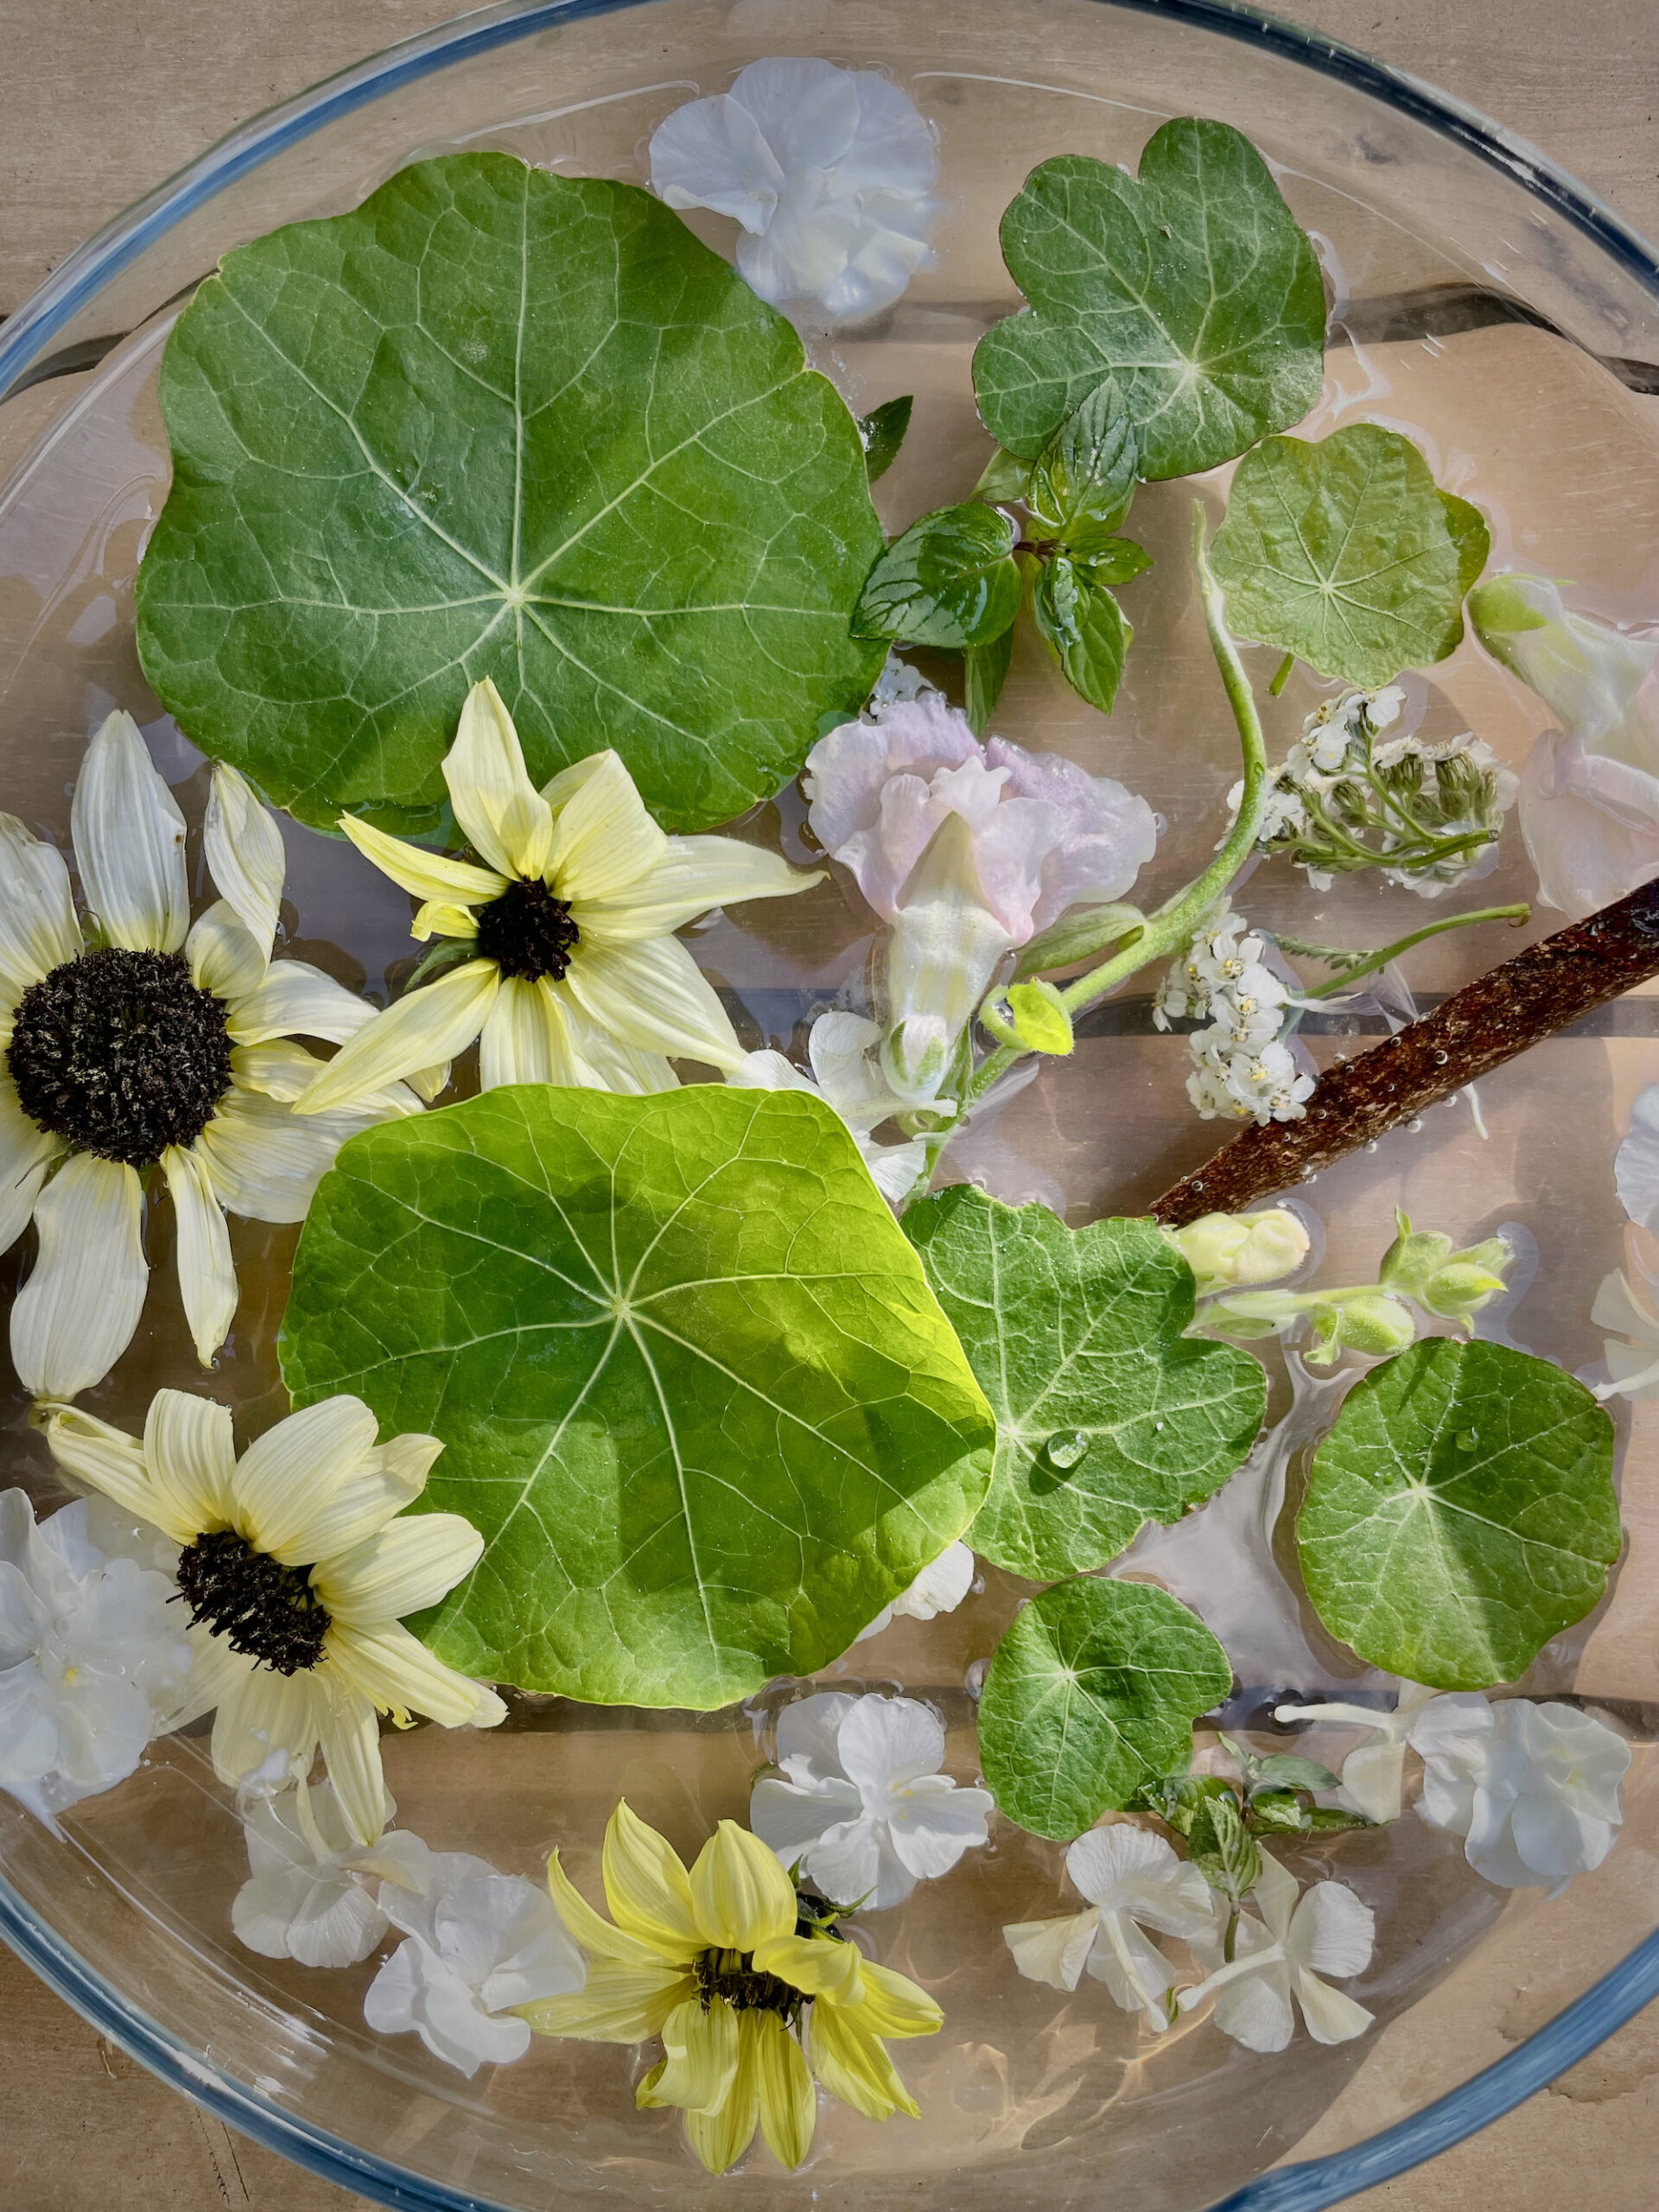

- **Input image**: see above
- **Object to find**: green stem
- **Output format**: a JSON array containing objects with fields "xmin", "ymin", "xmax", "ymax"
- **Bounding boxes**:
[
  {"xmin": 1224, "ymin": 1908, "xmax": 1240, "ymax": 1965},
  {"xmin": 1294, "ymin": 903, "xmax": 1530, "ymax": 1000},
  {"xmin": 1268, "ymin": 651, "xmax": 1295, "ymax": 696}
]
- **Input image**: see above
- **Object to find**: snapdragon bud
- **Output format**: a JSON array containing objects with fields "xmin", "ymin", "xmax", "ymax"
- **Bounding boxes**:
[
  {"xmin": 1305, "ymin": 1291, "xmax": 1417, "ymax": 1365},
  {"xmin": 1378, "ymin": 1210, "xmax": 1454, "ymax": 1299},
  {"xmin": 1169, "ymin": 1208, "xmax": 1310, "ymax": 1297},
  {"xmin": 1421, "ymin": 1254, "xmax": 1510, "ymax": 1326},
  {"xmin": 1002, "ymin": 979, "xmax": 1075, "ymax": 1057}
]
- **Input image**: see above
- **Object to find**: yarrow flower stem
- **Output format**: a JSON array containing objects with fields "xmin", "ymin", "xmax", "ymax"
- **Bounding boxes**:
[{"xmin": 1288, "ymin": 904, "xmax": 1531, "ymax": 1001}]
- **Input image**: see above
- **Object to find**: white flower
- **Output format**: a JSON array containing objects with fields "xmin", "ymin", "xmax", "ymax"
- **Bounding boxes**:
[
  {"xmin": 750, "ymin": 1689, "xmax": 993, "ymax": 1910},
  {"xmin": 0, "ymin": 1491, "xmax": 192, "ymax": 1822},
  {"xmin": 1470, "ymin": 572, "xmax": 1659, "ymax": 918},
  {"xmin": 364, "ymin": 1848, "xmax": 586, "ymax": 2076},
  {"xmin": 649, "ymin": 59, "xmax": 939, "ymax": 320},
  {"xmin": 1003, "ymin": 1822, "xmax": 1215, "ymax": 2031},
  {"xmin": 727, "ymin": 1010, "xmax": 928, "ymax": 1205},
  {"xmin": 45, "ymin": 1387, "xmax": 506, "ymax": 1847},
  {"xmin": 232, "ymin": 1776, "xmax": 434, "ymax": 1968},
  {"xmin": 1409, "ymin": 1693, "xmax": 1628, "ymax": 1890},
  {"xmin": 0, "ymin": 715, "xmax": 425, "ymax": 1398},
  {"xmin": 853, "ymin": 1536, "xmax": 975, "ymax": 1640},
  {"xmin": 297, "ymin": 681, "xmax": 819, "ymax": 1116},
  {"xmin": 1591, "ymin": 1258, "xmax": 1659, "ymax": 1402},
  {"xmin": 1273, "ymin": 1682, "xmax": 1439, "ymax": 1821},
  {"xmin": 1178, "ymin": 1852, "xmax": 1374, "ymax": 2052},
  {"xmin": 1168, "ymin": 1209, "xmax": 1311, "ymax": 1298},
  {"xmin": 804, "ymin": 695, "xmax": 1156, "ymax": 1102}
]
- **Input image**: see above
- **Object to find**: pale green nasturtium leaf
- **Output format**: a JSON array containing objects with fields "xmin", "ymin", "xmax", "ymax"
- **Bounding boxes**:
[
  {"xmin": 855, "ymin": 502, "xmax": 1023, "ymax": 650},
  {"xmin": 1297, "ymin": 1337, "xmax": 1618, "ymax": 1689},
  {"xmin": 136, "ymin": 152, "xmax": 886, "ymax": 838},
  {"xmin": 902, "ymin": 1188, "xmax": 1266, "ymax": 1577},
  {"xmin": 974, "ymin": 119, "xmax": 1326, "ymax": 475},
  {"xmin": 979, "ymin": 1576, "xmax": 1233, "ymax": 1840},
  {"xmin": 279, "ymin": 1086, "xmax": 995, "ymax": 1708},
  {"xmin": 1210, "ymin": 425, "xmax": 1492, "ymax": 688}
]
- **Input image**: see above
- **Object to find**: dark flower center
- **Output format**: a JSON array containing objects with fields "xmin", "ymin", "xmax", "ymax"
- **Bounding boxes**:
[
  {"xmin": 174, "ymin": 1529, "xmax": 331, "ymax": 1675},
  {"xmin": 474, "ymin": 879, "xmax": 580, "ymax": 983},
  {"xmin": 6, "ymin": 946, "xmax": 232, "ymax": 1167},
  {"xmin": 691, "ymin": 1899, "xmax": 846, "ymax": 2024}
]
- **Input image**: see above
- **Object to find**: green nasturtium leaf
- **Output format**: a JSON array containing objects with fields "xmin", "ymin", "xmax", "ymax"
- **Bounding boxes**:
[
  {"xmin": 858, "ymin": 395, "xmax": 914, "ymax": 483},
  {"xmin": 1297, "ymin": 1337, "xmax": 1619, "ymax": 1689},
  {"xmin": 1027, "ymin": 378, "xmax": 1138, "ymax": 540},
  {"xmin": 279, "ymin": 1086, "xmax": 995, "ymax": 1707},
  {"xmin": 903, "ymin": 1188, "xmax": 1266, "ymax": 1577},
  {"xmin": 1210, "ymin": 425, "xmax": 1491, "ymax": 688},
  {"xmin": 979, "ymin": 1576, "xmax": 1233, "ymax": 1840},
  {"xmin": 136, "ymin": 152, "xmax": 886, "ymax": 838},
  {"xmin": 855, "ymin": 502, "xmax": 1023, "ymax": 649},
  {"xmin": 1031, "ymin": 554, "xmax": 1132, "ymax": 714},
  {"xmin": 974, "ymin": 120, "xmax": 1326, "ymax": 475}
]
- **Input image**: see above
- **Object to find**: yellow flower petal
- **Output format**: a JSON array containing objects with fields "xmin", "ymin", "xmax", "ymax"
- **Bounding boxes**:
[
  {"xmin": 751, "ymin": 1929, "xmax": 864, "ymax": 2005},
  {"xmin": 185, "ymin": 899, "xmax": 267, "ymax": 1004},
  {"xmin": 292, "ymin": 959, "xmax": 499, "ymax": 1116},
  {"xmin": 142, "ymin": 1387, "xmax": 237, "ymax": 1533},
  {"xmin": 853, "ymin": 1958, "xmax": 945, "ymax": 2039},
  {"xmin": 542, "ymin": 749, "xmax": 666, "ymax": 903},
  {"xmin": 807, "ymin": 1999, "xmax": 919, "ymax": 2123},
  {"xmin": 232, "ymin": 1395, "xmax": 378, "ymax": 1558},
  {"xmin": 635, "ymin": 1994, "xmax": 738, "ymax": 2114},
  {"xmin": 571, "ymin": 836, "xmax": 822, "ymax": 947},
  {"xmin": 162, "ymin": 1143, "xmax": 238, "ymax": 1367},
  {"xmin": 317, "ymin": 1689, "xmax": 389, "ymax": 1847},
  {"xmin": 544, "ymin": 1849, "xmax": 673, "ymax": 1968},
  {"xmin": 71, "ymin": 709, "xmax": 188, "ymax": 954},
  {"xmin": 754, "ymin": 2012, "xmax": 817, "ymax": 2171},
  {"xmin": 602, "ymin": 1801, "xmax": 702, "ymax": 1960},
  {"xmin": 205, "ymin": 761, "xmax": 287, "ymax": 957},
  {"xmin": 0, "ymin": 811, "xmax": 81, "ymax": 1002},
  {"xmin": 478, "ymin": 974, "xmax": 587, "ymax": 1089},
  {"xmin": 685, "ymin": 2007, "xmax": 761, "ymax": 2176},
  {"xmin": 410, "ymin": 899, "xmax": 481, "ymax": 943},
  {"xmin": 46, "ymin": 1404, "xmax": 190, "ymax": 1542},
  {"xmin": 281, "ymin": 1434, "xmax": 440, "ymax": 1560},
  {"xmin": 445, "ymin": 678, "xmax": 554, "ymax": 880},
  {"xmin": 209, "ymin": 1664, "xmax": 321, "ymax": 1793},
  {"xmin": 689, "ymin": 1820, "xmax": 797, "ymax": 1951},
  {"xmin": 519, "ymin": 1959, "xmax": 691, "ymax": 2041},
  {"xmin": 339, "ymin": 811, "xmax": 506, "ymax": 906},
  {"xmin": 10, "ymin": 1153, "xmax": 147, "ymax": 1402},
  {"xmin": 323, "ymin": 1620, "xmax": 505, "ymax": 1730},
  {"xmin": 309, "ymin": 1511, "xmax": 483, "ymax": 1622},
  {"xmin": 563, "ymin": 934, "xmax": 742, "ymax": 1071}
]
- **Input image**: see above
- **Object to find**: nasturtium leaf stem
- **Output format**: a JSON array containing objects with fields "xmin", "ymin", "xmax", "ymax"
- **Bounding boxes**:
[{"xmin": 1268, "ymin": 651, "xmax": 1295, "ymax": 696}]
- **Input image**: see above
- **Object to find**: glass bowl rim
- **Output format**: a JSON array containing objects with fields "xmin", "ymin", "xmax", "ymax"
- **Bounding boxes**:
[{"xmin": 1, "ymin": 3, "xmax": 1657, "ymax": 2206}]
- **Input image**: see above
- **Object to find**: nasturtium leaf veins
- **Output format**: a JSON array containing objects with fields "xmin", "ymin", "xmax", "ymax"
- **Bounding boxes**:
[
  {"xmin": 903, "ymin": 1189, "xmax": 1265, "ymax": 1578},
  {"xmin": 279, "ymin": 1085, "xmax": 994, "ymax": 1709},
  {"xmin": 1297, "ymin": 1336, "xmax": 1618, "ymax": 1688},
  {"xmin": 137, "ymin": 152, "xmax": 887, "ymax": 838}
]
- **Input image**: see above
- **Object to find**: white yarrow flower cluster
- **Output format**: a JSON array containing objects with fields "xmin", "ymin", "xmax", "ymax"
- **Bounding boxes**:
[
  {"xmin": 1003, "ymin": 1822, "xmax": 1216, "ymax": 2031},
  {"xmin": 1154, "ymin": 907, "xmax": 1314, "ymax": 1125}
]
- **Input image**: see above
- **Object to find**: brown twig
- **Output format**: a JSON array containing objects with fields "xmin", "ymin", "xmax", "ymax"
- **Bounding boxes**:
[{"xmin": 1151, "ymin": 877, "xmax": 1659, "ymax": 1228}]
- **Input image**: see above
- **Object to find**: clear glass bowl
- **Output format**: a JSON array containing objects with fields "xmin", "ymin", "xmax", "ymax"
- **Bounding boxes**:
[{"xmin": 3, "ymin": 5, "xmax": 1659, "ymax": 2209}]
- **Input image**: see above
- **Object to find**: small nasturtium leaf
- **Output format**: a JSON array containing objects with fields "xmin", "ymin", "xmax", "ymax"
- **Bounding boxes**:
[
  {"xmin": 280, "ymin": 1086, "xmax": 995, "ymax": 1708},
  {"xmin": 1297, "ymin": 1337, "xmax": 1619, "ymax": 1689},
  {"xmin": 1027, "ymin": 378, "xmax": 1138, "ymax": 540},
  {"xmin": 1031, "ymin": 555, "xmax": 1132, "ymax": 714},
  {"xmin": 857, "ymin": 395, "xmax": 914, "ymax": 483},
  {"xmin": 1210, "ymin": 426, "xmax": 1491, "ymax": 687},
  {"xmin": 979, "ymin": 1576, "xmax": 1233, "ymax": 1840},
  {"xmin": 974, "ymin": 119, "xmax": 1326, "ymax": 475},
  {"xmin": 854, "ymin": 502, "xmax": 1023, "ymax": 649},
  {"xmin": 902, "ymin": 1188, "xmax": 1266, "ymax": 1577},
  {"xmin": 136, "ymin": 152, "xmax": 886, "ymax": 838}
]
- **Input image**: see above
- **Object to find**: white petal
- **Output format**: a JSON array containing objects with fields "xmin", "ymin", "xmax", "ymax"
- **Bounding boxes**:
[
  {"xmin": 893, "ymin": 1539, "xmax": 976, "ymax": 1619},
  {"xmin": 443, "ymin": 679, "xmax": 553, "ymax": 881},
  {"xmin": 796, "ymin": 1811, "xmax": 886, "ymax": 1906},
  {"xmin": 774, "ymin": 1690, "xmax": 859, "ymax": 1780},
  {"xmin": 233, "ymin": 1395, "xmax": 378, "ymax": 1560},
  {"xmin": 1002, "ymin": 1909, "xmax": 1099, "ymax": 1992},
  {"xmin": 70, "ymin": 711, "xmax": 188, "ymax": 953},
  {"xmin": 10, "ymin": 1154, "xmax": 147, "ymax": 1401},
  {"xmin": 228, "ymin": 957, "xmax": 379, "ymax": 1046},
  {"xmin": 542, "ymin": 750, "xmax": 667, "ymax": 904},
  {"xmin": 0, "ymin": 1072, "xmax": 60, "ymax": 1253},
  {"xmin": 288, "ymin": 1873, "xmax": 390, "ymax": 1968},
  {"xmin": 571, "ymin": 836, "xmax": 821, "ymax": 946},
  {"xmin": 563, "ymin": 936, "xmax": 741, "ymax": 1071},
  {"xmin": 1336, "ymin": 1738, "xmax": 1408, "ymax": 1824},
  {"xmin": 1615, "ymin": 1085, "xmax": 1659, "ymax": 1232},
  {"xmin": 1250, "ymin": 1849, "xmax": 1301, "ymax": 1942},
  {"xmin": 885, "ymin": 1777, "xmax": 993, "ymax": 1878},
  {"xmin": 1287, "ymin": 1882, "xmax": 1375, "ymax": 1980},
  {"xmin": 162, "ymin": 1144, "xmax": 238, "ymax": 1366},
  {"xmin": 339, "ymin": 813, "xmax": 506, "ymax": 906},
  {"xmin": 650, "ymin": 89, "xmax": 785, "ymax": 232},
  {"xmin": 294, "ymin": 962, "xmax": 499, "ymax": 1115},
  {"xmin": 194, "ymin": 1089, "xmax": 348, "ymax": 1224},
  {"xmin": 836, "ymin": 1694, "xmax": 945, "ymax": 1794},
  {"xmin": 143, "ymin": 1387, "xmax": 238, "ymax": 1533},
  {"xmin": 477, "ymin": 975, "xmax": 585, "ymax": 1089},
  {"xmin": 1065, "ymin": 1821, "xmax": 1182, "ymax": 1909},
  {"xmin": 288, "ymin": 1434, "xmax": 443, "ymax": 1562},
  {"xmin": 749, "ymin": 1773, "xmax": 863, "ymax": 1869},
  {"xmin": 312, "ymin": 1513, "xmax": 486, "ymax": 1624},
  {"xmin": 0, "ymin": 813, "xmax": 81, "ymax": 999},
  {"xmin": 1211, "ymin": 1960, "xmax": 1296, "ymax": 2052},
  {"xmin": 325, "ymin": 1620, "xmax": 506, "ymax": 1732},
  {"xmin": 185, "ymin": 900, "xmax": 268, "ymax": 1005},
  {"xmin": 232, "ymin": 1866, "xmax": 321, "ymax": 1959},
  {"xmin": 205, "ymin": 765, "xmax": 287, "ymax": 957},
  {"xmin": 1293, "ymin": 1967, "xmax": 1375, "ymax": 2045},
  {"xmin": 1084, "ymin": 1908, "xmax": 1178, "ymax": 2025}
]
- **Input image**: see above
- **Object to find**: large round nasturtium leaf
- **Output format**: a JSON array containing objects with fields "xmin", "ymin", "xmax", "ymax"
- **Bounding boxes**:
[
  {"xmin": 978, "ymin": 1576, "xmax": 1233, "ymax": 1840},
  {"xmin": 903, "ymin": 1187, "xmax": 1265, "ymax": 1577},
  {"xmin": 279, "ymin": 1085, "xmax": 995, "ymax": 1707},
  {"xmin": 1297, "ymin": 1337, "xmax": 1619, "ymax": 1690},
  {"xmin": 136, "ymin": 153, "xmax": 887, "ymax": 838}
]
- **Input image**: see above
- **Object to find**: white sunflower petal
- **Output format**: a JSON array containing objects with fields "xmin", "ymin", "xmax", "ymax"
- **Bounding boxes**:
[
  {"xmin": 572, "ymin": 835, "xmax": 822, "ymax": 945},
  {"xmin": 313, "ymin": 1512, "xmax": 486, "ymax": 1624},
  {"xmin": 289, "ymin": 1434, "xmax": 442, "ymax": 1560},
  {"xmin": 205, "ymin": 763, "xmax": 287, "ymax": 957},
  {"xmin": 542, "ymin": 750, "xmax": 667, "ymax": 903},
  {"xmin": 228, "ymin": 957, "xmax": 378, "ymax": 1046},
  {"xmin": 70, "ymin": 710, "xmax": 188, "ymax": 953},
  {"xmin": 230, "ymin": 1043, "xmax": 424, "ymax": 1122},
  {"xmin": 325, "ymin": 1620, "xmax": 506, "ymax": 1731},
  {"xmin": 555, "ymin": 989, "xmax": 677, "ymax": 1093},
  {"xmin": 161, "ymin": 1143, "xmax": 238, "ymax": 1366},
  {"xmin": 10, "ymin": 1154, "xmax": 147, "ymax": 1401},
  {"xmin": 211, "ymin": 1668, "xmax": 324, "ymax": 1789},
  {"xmin": 293, "ymin": 961, "xmax": 499, "ymax": 1116},
  {"xmin": 46, "ymin": 1402, "xmax": 188, "ymax": 1541},
  {"xmin": 232, "ymin": 1395, "xmax": 379, "ymax": 1560},
  {"xmin": 0, "ymin": 813, "xmax": 82, "ymax": 997},
  {"xmin": 339, "ymin": 812, "xmax": 507, "ymax": 906},
  {"xmin": 563, "ymin": 935, "xmax": 741, "ymax": 1071},
  {"xmin": 0, "ymin": 1071, "xmax": 60, "ymax": 1253},
  {"xmin": 317, "ymin": 1694, "xmax": 390, "ymax": 1847},
  {"xmin": 194, "ymin": 1089, "xmax": 350, "ymax": 1223},
  {"xmin": 410, "ymin": 900, "xmax": 481, "ymax": 943},
  {"xmin": 444, "ymin": 678, "xmax": 554, "ymax": 880},
  {"xmin": 185, "ymin": 900, "xmax": 269, "ymax": 1005},
  {"xmin": 403, "ymin": 1059, "xmax": 453, "ymax": 1105},
  {"xmin": 143, "ymin": 1387, "xmax": 238, "ymax": 1533},
  {"xmin": 478, "ymin": 975, "xmax": 585, "ymax": 1089}
]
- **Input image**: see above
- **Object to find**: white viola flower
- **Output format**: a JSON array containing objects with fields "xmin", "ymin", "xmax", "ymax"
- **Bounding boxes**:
[
  {"xmin": 232, "ymin": 1775, "xmax": 434, "ymax": 1969},
  {"xmin": 1179, "ymin": 1852, "xmax": 1375, "ymax": 2052},
  {"xmin": 804, "ymin": 695, "xmax": 1156, "ymax": 1103},
  {"xmin": 1614, "ymin": 1083, "xmax": 1659, "ymax": 1233},
  {"xmin": 1003, "ymin": 1821, "xmax": 1215, "ymax": 2031},
  {"xmin": 1591, "ymin": 1258, "xmax": 1659, "ymax": 1402},
  {"xmin": 750, "ymin": 1689, "xmax": 993, "ymax": 1910},
  {"xmin": 0, "ymin": 1491, "xmax": 193, "ymax": 1822},
  {"xmin": 1274, "ymin": 1681, "xmax": 1440, "ymax": 1822},
  {"xmin": 853, "ymin": 1536, "xmax": 975, "ymax": 1641},
  {"xmin": 1470, "ymin": 572, "xmax": 1659, "ymax": 918},
  {"xmin": 0, "ymin": 715, "xmax": 426, "ymax": 1397},
  {"xmin": 649, "ymin": 58, "xmax": 939, "ymax": 320},
  {"xmin": 298, "ymin": 681, "xmax": 819, "ymax": 1116},
  {"xmin": 726, "ymin": 1009, "xmax": 929, "ymax": 1205},
  {"xmin": 364, "ymin": 1848, "xmax": 586, "ymax": 2077},
  {"xmin": 1408, "ymin": 1693, "xmax": 1629, "ymax": 1890},
  {"xmin": 45, "ymin": 1387, "xmax": 506, "ymax": 1847}
]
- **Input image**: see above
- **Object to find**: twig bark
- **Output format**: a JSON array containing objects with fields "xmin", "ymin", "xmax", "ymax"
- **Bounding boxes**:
[{"xmin": 1151, "ymin": 877, "xmax": 1659, "ymax": 1228}]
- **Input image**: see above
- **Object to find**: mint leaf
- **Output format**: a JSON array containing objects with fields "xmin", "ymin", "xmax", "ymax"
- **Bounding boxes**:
[
  {"xmin": 1031, "ymin": 554, "xmax": 1131, "ymax": 713},
  {"xmin": 979, "ymin": 1577, "xmax": 1232, "ymax": 1840},
  {"xmin": 1297, "ymin": 1338, "xmax": 1619, "ymax": 1689},
  {"xmin": 963, "ymin": 624, "xmax": 1015, "ymax": 734},
  {"xmin": 858, "ymin": 395, "xmax": 913, "ymax": 484},
  {"xmin": 974, "ymin": 121, "xmax": 1326, "ymax": 475},
  {"xmin": 1027, "ymin": 379, "xmax": 1137, "ymax": 539},
  {"xmin": 975, "ymin": 447, "xmax": 1033, "ymax": 504},
  {"xmin": 903, "ymin": 1188, "xmax": 1265, "ymax": 1577},
  {"xmin": 280, "ymin": 1086, "xmax": 995, "ymax": 1707},
  {"xmin": 1187, "ymin": 1789, "xmax": 1262, "ymax": 1901},
  {"xmin": 1055, "ymin": 529, "xmax": 1153, "ymax": 579},
  {"xmin": 1210, "ymin": 426, "xmax": 1488, "ymax": 687},
  {"xmin": 855, "ymin": 502, "xmax": 1023, "ymax": 649},
  {"xmin": 136, "ymin": 153, "xmax": 885, "ymax": 838}
]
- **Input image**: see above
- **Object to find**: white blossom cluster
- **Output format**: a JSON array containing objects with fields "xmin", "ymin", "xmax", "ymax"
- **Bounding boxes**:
[{"xmin": 1154, "ymin": 907, "xmax": 1314, "ymax": 1125}]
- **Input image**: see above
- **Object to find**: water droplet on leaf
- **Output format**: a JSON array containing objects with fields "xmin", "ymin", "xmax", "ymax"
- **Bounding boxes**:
[
  {"xmin": 1044, "ymin": 1430, "xmax": 1089, "ymax": 1469},
  {"xmin": 1456, "ymin": 1428, "xmax": 1478, "ymax": 1450}
]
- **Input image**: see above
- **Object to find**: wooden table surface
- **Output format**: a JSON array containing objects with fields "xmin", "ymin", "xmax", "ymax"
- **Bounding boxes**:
[{"xmin": 1, "ymin": 3, "xmax": 1657, "ymax": 2209}]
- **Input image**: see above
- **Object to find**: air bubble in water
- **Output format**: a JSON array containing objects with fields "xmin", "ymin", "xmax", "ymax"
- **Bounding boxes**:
[
  {"xmin": 1364, "ymin": 1140, "xmax": 1380, "ymax": 1153},
  {"xmin": 1045, "ymin": 1430, "xmax": 1089, "ymax": 1469},
  {"xmin": 1433, "ymin": 1050, "xmax": 1449, "ymax": 1065},
  {"xmin": 963, "ymin": 1657, "xmax": 989, "ymax": 1699},
  {"xmin": 1407, "ymin": 1116, "xmax": 1424, "ymax": 1133}
]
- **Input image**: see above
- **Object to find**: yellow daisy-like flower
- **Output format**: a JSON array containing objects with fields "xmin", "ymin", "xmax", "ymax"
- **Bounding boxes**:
[
  {"xmin": 521, "ymin": 1802, "xmax": 942, "ymax": 2174},
  {"xmin": 1, "ymin": 710, "xmax": 430, "ymax": 1400},
  {"xmin": 45, "ymin": 1388, "xmax": 505, "ymax": 1846},
  {"xmin": 293, "ymin": 680, "xmax": 823, "ymax": 1114}
]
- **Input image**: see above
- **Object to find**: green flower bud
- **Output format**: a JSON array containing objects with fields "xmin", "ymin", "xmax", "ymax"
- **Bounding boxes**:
[
  {"xmin": 1306, "ymin": 1290, "xmax": 1418, "ymax": 1364},
  {"xmin": 1377, "ymin": 1208, "xmax": 1453, "ymax": 1297},
  {"xmin": 1003, "ymin": 978, "xmax": 1075, "ymax": 1057},
  {"xmin": 1421, "ymin": 1260, "xmax": 1510, "ymax": 1326}
]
